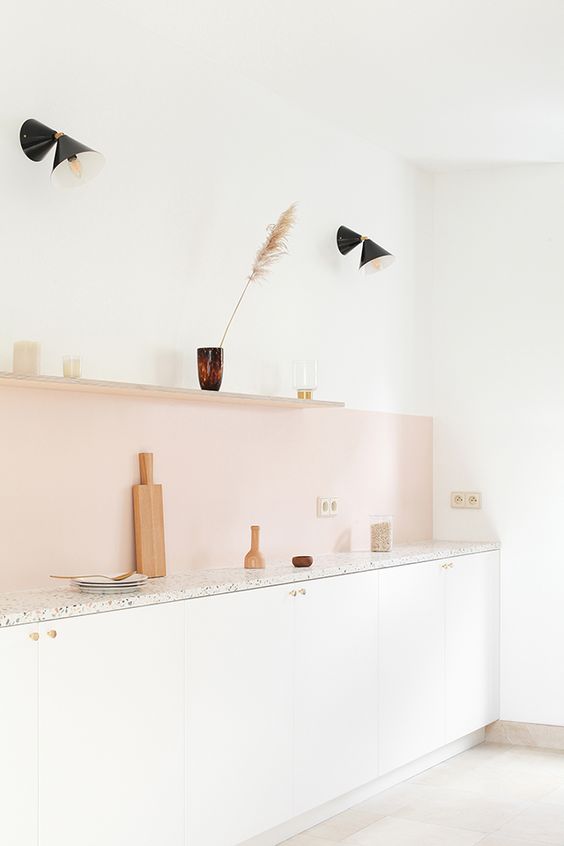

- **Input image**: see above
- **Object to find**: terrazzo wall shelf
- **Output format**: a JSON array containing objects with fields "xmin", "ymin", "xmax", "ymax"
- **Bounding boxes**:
[{"xmin": 0, "ymin": 372, "xmax": 344, "ymax": 409}]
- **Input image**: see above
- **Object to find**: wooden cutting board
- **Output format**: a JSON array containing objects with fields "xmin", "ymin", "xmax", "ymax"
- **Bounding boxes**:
[{"xmin": 133, "ymin": 452, "xmax": 166, "ymax": 578}]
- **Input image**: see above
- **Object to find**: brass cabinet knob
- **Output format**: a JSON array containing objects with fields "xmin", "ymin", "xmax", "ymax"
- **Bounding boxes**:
[
  {"xmin": 298, "ymin": 588, "xmax": 307, "ymax": 595},
  {"xmin": 289, "ymin": 590, "xmax": 297, "ymax": 597},
  {"xmin": 441, "ymin": 562, "xmax": 449, "ymax": 570},
  {"xmin": 29, "ymin": 632, "xmax": 40, "ymax": 641},
  {"xmin": 448, "ymin": 562, "xmax": 454, "ymax": 569},
  {"xmin": 47, "ymin": 630, "xmax": 57, "ymax": 639}
]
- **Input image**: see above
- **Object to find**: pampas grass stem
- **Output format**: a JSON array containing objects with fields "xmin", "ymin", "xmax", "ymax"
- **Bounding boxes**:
[{"xmin": 219, "ymin": 203, "xmax": 296, "ymax": 347}]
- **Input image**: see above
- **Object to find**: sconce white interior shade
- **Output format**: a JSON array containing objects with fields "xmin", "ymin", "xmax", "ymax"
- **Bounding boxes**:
[
  {"xmin": 51, "ymin": 150, "xmax": 105, "ymax": 189},
  {"xmin": 362, "ymin": 253, "xmax": 396, "ymax": 274}
]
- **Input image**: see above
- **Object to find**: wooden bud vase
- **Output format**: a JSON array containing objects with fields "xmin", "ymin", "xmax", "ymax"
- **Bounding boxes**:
[{"xmin": 244, "ymin": 525, "xmax": 265, "ymax": 569}]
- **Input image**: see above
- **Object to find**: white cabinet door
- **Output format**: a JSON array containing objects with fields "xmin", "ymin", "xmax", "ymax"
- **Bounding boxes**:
[
  {"xmin": 0, "ymin": 623, "xmax": 39, "ymax": 846},
  {"xmin": 293, "ymin": 571, "xmax": 379, "ymax": 815},
  {"xmin": 378, "ymin": 561, "xmax": 445, "ymax": 775},
  {"xmin": 186, "ymin": 585, "xmax": 293, "ymax": 846},
  {"xmin": 38, "ymin": 603, "xmax": 185, "ymax": 846},
  {"xmin": 445, "ymin": 550, "xmax": 500, "ymax": 741}
]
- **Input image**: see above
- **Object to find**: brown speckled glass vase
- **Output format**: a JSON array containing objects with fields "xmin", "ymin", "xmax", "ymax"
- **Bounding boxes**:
[{"xmin": 197, "ymin": 347, "xmax": 224, "ymax": 391}]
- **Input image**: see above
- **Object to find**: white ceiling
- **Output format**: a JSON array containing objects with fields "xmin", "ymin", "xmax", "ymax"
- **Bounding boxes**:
[{"xmin": 110, "ymin": 0, "xmax": 564, "ymax": 171}]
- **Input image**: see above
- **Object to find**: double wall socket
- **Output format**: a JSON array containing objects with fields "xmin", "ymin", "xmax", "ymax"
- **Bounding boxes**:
[
  {"xmin": 317, "ymin": 497, "xmax": 339, "ymax": 517},
  {"xmin": 451, "ymin": 491, "xmax": 482, "ymax": 509}
]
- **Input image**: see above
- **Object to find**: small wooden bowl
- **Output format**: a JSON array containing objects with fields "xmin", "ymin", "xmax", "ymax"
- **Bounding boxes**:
[{"xmin": 292, "ymin": 555, "xmax": 313, "ymax": 568}]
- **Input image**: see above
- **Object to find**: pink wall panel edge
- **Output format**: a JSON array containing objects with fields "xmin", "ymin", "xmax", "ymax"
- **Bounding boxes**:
[{"xmin": 0, "ymin": 388, "xmax": 433, "ymax": 590}]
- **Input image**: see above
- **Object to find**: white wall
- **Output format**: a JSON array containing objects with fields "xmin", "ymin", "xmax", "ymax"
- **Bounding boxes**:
[
  {"xmin": 0, "ymin": 0, "xmax": 433, "ymax": 415},
  {"xmin": 433, "ymin": 164, "xmax": 564, "ymax": 725}
]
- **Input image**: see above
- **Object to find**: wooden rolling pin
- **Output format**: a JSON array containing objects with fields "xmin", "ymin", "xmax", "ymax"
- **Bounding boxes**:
[{"xmin": 133, "ymin": 452, "xmax": 166, "ymax": 578}]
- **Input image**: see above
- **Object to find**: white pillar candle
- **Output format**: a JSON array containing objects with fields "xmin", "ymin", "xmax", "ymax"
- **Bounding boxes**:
[
  {"xmin": 13, "ymin": 341, "xmax": 41, "ymax": 376},
  {"xmin": 63, "ymin": 355, "xmax": 81, "ymax": 379}
]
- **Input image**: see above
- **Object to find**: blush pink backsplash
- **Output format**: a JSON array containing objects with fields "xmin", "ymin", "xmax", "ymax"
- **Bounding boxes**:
[{"xmin": 0, "ymin": 387, "xmax": 432, "ymax": 590}]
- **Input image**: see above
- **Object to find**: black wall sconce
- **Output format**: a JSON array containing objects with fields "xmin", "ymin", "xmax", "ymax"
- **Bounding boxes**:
[
  {"xmin": 20, "ymin": 119, "xmax": 105, "ymax": 188},
  {"xmin": 337, "ymin": 226, "xmax": 395, "ymax": 274}
]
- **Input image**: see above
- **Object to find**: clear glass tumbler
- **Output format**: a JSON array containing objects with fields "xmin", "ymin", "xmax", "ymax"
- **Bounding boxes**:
[
  {"xmin": 63, "ymin": 355, "xmax": 81, "ymax": 379},
  {"xmin": 292, "ymin": 359, "xmax": 318, "ymax": 400}
]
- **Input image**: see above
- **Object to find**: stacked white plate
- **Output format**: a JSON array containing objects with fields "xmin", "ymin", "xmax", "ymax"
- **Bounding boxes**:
[{"xmin": 72, "ymin": 574, "xmax": 149, "ymax": 593}]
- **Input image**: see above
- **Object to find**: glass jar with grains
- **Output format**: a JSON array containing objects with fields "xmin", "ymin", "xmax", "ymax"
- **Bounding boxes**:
[{"xmin": 370, "ymin": 515, "xmax": 393, "ymax": 552}]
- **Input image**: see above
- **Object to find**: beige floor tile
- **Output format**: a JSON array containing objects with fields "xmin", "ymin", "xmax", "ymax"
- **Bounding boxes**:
[
  {"xmin": 389, "ymin": 784, "xmax": 525, "ymax": 832},
  {"xmin": 281, "ymin": 744, "xmax": 564, "ymax": 846},
  {"xmin": 429, "ymin": 743, "xmax": 513, "ymax": 773},
  {"xmin": 408, "ymin": 745, "xmax": 514, "ymax": 786},
  {"xmin": 304, "ymin": 805, "xmax": 386, "ymax": 841},
  {"xmin": 303, "ymin": 784, "xmax": 433, "ymax": 842},
  {"xmin": 282, "ymin": 833, "xmax": 336, "ymax": 846},
  {"xmin": 341, "ymin": 816, "xmax": 484, "ymax": 845},
  {"xmin": 478, "ymin": 836, "xmax": 551, "ymax": 846},
  {"xmin": 541, "ymin": 785, "xmax": 564, "ymax": 806},
  {"xmin": 354, "ymin": 783, "xmax": 437, "ymax": 817},
  {"xmin": 485, "ymin": 747, "xmax": 564, "ymax": 779},
  {"xmin": 414, "ymin": 760, "xmax": 560, "ymax": 802},
  {"xmin": 496, "ymin": 803, "xmax": 564, "ymax": 844}
]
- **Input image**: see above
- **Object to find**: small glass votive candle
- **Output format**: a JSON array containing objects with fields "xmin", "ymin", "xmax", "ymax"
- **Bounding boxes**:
[
  {"xmin": 292, "ymin": 359, "xmax": 318, "ymax": 400},
  {"xmin": 370, "ymin": 514, "xmax": 393, "ymax": 552},
  {"xmin": 63, "ymin": 355, "xmax": 81, "ymax": 379}
]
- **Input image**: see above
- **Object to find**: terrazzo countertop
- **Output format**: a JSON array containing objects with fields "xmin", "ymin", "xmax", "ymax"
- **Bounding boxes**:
[{"xmin": 0, "ymin": 540, "xmax": 499, "ymax": 628}]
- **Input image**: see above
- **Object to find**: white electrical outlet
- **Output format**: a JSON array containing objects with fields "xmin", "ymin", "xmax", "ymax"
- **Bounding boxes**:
[
  {"xmin": 450, "ymin": 491, "xmax": 482, "ymax": 509},
  {"xmin": 317, "ymin": 497, "xmax": 338, "ymax": 518},
  {"xmin": 317, "ymin": 497, "xmax": 330, "ymax": 517}
]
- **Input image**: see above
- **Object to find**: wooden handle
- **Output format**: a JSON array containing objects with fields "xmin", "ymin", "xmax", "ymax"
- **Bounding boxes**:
[{"xmin": 139, "ymin": 453, "xmax": 154, "ymax": 485}]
